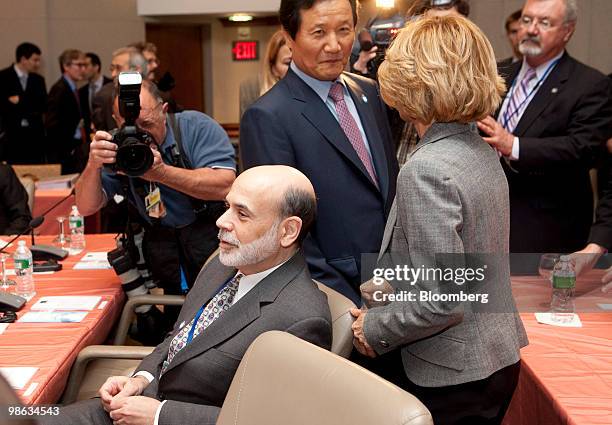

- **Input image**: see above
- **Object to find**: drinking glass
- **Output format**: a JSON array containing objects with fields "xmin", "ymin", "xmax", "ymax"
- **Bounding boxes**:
[
  {"xmin": 0, "ymin": 253, "xmax": 15, "ymax": 291},
  {"xmin": 52, "ymin": 216, "xmax": 70, "ymax": 246}
]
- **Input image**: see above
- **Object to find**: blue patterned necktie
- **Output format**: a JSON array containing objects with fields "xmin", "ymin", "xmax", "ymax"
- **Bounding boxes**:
[{"xmin": 160, "ymin": 273, "xmax": 243, "ymax": 375}]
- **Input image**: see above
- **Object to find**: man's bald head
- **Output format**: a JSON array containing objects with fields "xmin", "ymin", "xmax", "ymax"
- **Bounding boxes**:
[
  {"xmin": 217, "ymin": 166, "xmax": 316, "ymax": 274},
  {"xmin": 236, "ymin": 165, "xmax": 316, "ymax": 242}
]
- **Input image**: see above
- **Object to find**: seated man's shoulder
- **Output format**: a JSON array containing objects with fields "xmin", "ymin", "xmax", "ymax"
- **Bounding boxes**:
[{"xmin": 276, "ymin": 273, "xmax": 331, "ymax": 322}]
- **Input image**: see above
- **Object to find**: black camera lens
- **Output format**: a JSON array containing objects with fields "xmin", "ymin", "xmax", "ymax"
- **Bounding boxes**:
[{"xmin": 116, "ymin": 137, "xmax": 154, "ymax": 176}]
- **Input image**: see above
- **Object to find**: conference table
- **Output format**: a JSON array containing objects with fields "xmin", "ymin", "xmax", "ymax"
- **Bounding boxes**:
[
  {"xmin": 0, "ymin": 234, "xmax": 124, "ymax": 404},
  {"xmin": 504, "ymin": 271, "xmax": 612, "ymax": 425}
]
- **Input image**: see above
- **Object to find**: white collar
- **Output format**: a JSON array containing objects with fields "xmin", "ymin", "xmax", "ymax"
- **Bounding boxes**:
[
  {"xmin": 13, "ymin": 64, "xmax": 27, "ymax": 79},
  {"xmin": 233, "ymin": 257, "xmax": 291, "ymax": 304},
  {"xmin": 521, "ymin": 50, "xmax": 564, "ymax": 80}
]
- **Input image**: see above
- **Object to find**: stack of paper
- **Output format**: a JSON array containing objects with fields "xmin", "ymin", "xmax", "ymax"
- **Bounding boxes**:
[
  {"xmin": 34, "ymin": 173, "xmax": 79, "ymax": 190},
  {"xmin": 73, "ymin": 252, "xmax": 111, "ymax": 270}
]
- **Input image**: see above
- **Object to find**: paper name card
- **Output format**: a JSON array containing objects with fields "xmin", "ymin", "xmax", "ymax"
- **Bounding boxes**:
[
  {"xmin": 0, "ymin": 367, "xmax": 38, "ymax": 390},
  {"xmin": 19, "ymin": 311, "xmax": 88, "ymax": 323},
  {"xmin": 73, "ymin": 252, "xmax": 111, "ymax": 270},
  {"xmin": 31, "ymin": 296, "xmax": 101, "ymax": 311},
  {"xmin": 534, "ymin": 312, "xmax": 582, "ymax": 328}
]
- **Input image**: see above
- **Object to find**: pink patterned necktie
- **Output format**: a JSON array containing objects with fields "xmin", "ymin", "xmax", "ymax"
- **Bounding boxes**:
[
  {"xmin": 328, "ymin": 82, "xmax": 379, "ymax": 188},
  {"xmin": 160, "ymin": 273, "xmax": 243, "ymax": 376},
  {"xmin": 502, "ymin": 67, "xmax": 537, "ymax": 132}
]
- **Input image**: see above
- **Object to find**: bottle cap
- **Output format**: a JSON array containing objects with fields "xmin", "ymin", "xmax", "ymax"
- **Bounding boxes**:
[
  {"xmin": 17, "ymin": 240, "xmax": 26, "ymax": 246},
  {"xmin": 560, "ymin": 255, "xmax": 570, "ymax": 262},
  {"xmin": 71, "ymin": 205, "xmax": 78, "ymax": 212}
]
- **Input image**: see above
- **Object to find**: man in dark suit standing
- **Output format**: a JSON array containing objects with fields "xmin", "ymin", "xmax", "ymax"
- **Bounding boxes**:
[
  {"xmin": 498, "ymin": 10, "xmax": 523, "ymax": 70},
  {"xmin": 240, "ymin": 0, "xmax": 399, "ymax": 304},
  {"xmin": 0, "ymin": 42, "xmax": 47, "ymax": 164},
  {"xmin": 478, "ymin": 0, "xmax": 612, "ymax": 256},
  {"xmin": 78, "ymin": 52, "xmax": 111, "ymax": 140},
  {"xmin": 42, "ymin": 165, "xmax": 332, "ymax": 425},
  {"xmin": 46, "ymin": 49, "xmax": 88, "ymax": 174}
]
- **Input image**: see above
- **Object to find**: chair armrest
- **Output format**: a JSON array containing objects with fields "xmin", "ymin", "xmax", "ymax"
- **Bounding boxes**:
[
  {"xmin": 62, "ymin": 345, "xmax": 154, "ymax": 404},
  {"xmin": 113, "ymin": 295, "xmax": 185, "ymax": 346}
]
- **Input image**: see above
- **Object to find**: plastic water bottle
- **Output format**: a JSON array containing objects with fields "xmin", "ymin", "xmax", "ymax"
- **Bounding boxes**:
[
  {"xmin": 68, "ymin": 205, "xmax": 85, "ymax": 255},
  {"xmin": 13, "ymin": 240, "xmax": 35, "ymax": 301},
  {"xmin": 550, "ymin": 255, "xmax": 575, "ymax": 323}
]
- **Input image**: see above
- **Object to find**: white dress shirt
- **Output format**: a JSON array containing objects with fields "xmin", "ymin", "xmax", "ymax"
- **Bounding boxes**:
[{"xmin": 497, "ymin": 50, "xmax": 564, "ymax": 160}]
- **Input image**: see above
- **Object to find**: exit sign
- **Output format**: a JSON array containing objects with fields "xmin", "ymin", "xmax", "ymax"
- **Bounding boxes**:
[{"xmin": 232, "ymin": 41, "xmax": 259, "ymax": 61}]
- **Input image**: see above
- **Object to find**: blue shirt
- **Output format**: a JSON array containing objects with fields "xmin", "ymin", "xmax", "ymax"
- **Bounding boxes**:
[
  {"xmin": 290, "ymin": 62, "xmax": 373, "ymax": 158},
  {"xmin": 101, "ymin": 111, "xmax": 236, "ymax": 228}
]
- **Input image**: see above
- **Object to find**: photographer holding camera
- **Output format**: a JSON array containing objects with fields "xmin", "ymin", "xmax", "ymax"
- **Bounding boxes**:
[{"xmin": 75, "ymin": 72, "xmax": 236, "ymax": 342}]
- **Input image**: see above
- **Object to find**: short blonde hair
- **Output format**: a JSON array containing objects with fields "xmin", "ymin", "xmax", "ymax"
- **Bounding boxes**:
[{"xmin": 378, "ymin": 16, "xmax": 505, "ymax": 124}]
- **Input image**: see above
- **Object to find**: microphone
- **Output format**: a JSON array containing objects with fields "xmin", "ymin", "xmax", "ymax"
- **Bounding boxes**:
[
  {"xmin": 0, "ymin": 189, "xmax": 75, "ymax": 261},
  {"xmin": 0, "ymin": 216, "xmax": 45, "ymax": 254},
  {"xmin": 30, "ymin": 188, "xmax": 75, "ymax": 261}
]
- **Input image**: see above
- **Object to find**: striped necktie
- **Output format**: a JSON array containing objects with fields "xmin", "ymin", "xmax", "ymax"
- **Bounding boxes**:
[{"xmin": 502, "ymin": 67, "xmax": 537, "ymax": 132}]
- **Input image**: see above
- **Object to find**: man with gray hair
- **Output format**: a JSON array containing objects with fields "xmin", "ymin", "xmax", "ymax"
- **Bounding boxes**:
[
  {"xmin": 92, "ymin": 47, "xmax": 148, "ymax": 132},
  {"xmin": 477, "ymin": 0, "xmax": 612, "ymax": 263}
]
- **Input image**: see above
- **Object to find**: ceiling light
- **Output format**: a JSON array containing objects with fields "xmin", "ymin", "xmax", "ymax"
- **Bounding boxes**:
[{"xmin": 228, "ymin": 14, "xmax": 253, "ymax": 22}]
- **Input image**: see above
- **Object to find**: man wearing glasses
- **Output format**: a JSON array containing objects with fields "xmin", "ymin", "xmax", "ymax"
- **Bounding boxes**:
[
  {"xmin": 76, "ymin": 79, "xmax": 236, "ymax": 342},
  {"xmin": 477, "ymin": 0, "xmax": 612, "ymax": 264},
  {"xmin": 46, "ymin": 49, "xmax": 88, "ymax": 173}
]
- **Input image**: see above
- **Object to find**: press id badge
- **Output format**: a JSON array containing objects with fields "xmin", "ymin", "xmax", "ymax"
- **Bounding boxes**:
[{"xmin": 145, "ymin": 185, "xmax": 166, "ymax": 218}]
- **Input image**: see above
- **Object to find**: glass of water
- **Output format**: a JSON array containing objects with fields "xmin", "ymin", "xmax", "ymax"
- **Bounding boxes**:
[{"xmin": 0, "ymin": 253, "xmax": 15, "ymax": 291}]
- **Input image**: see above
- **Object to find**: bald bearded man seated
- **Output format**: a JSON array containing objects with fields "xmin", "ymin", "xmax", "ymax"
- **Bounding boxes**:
[{"xmin": 45, "ymin": 165, "xmax": 332, "ymax": 425}]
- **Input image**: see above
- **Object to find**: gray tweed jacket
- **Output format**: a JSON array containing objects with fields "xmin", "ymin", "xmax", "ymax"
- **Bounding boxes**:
[{"xmin": 364, "ymin": 122, "xmax": 528, "ymax": 387}]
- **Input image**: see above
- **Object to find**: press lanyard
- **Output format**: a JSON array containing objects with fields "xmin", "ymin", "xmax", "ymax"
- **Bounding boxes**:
[
  {"xmin": 501, "ymin": 58, "xmax": 561, "ymax": 130},
  {"xmin": 185, "ymin": 276, "xmax": 234, "ymax": 344}
]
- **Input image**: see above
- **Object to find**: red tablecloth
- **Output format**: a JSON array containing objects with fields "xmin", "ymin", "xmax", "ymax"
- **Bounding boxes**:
[
  {"xmin": 33, "ymin": 189, "xmax": 74, "ymax": 236},
  {"xmin": 504, "ymin": 271, "xmax": 612, "ymax": 425},
  {"xmin": 0, "ymin": 235, "xmax": 124, "ymax": 404}
]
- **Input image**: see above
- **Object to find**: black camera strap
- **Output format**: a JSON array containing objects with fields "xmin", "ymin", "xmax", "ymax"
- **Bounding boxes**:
[{"xmin": 167, "ymin": 113, "xmax": 225, "ymax": 220}]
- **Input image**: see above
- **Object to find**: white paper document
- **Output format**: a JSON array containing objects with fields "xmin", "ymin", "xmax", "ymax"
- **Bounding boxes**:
[
  {"xmin": 534, "ymin": 312, "xmax": 583, "ymax": 327},
  {"xmin": 597, "ymin": 303, "xmax": 612, "ymax": 311},
  {"xmin": 73, "ymin": 251, "xmax": 111, "ymax": 270},
  {"xmin": 19, "ymin": 311, "xmax": 88, "ymax": 323},
  {"xmin": 0, "ymin": 323, "xmax": 8, "ymax": 334},
  {"xmin": 0, "ymin": 367, "xmax": 38, "ymax": 390},
  {"xmin": 31, "ymin": 296, "xmax": 101, "ymax": 311}
]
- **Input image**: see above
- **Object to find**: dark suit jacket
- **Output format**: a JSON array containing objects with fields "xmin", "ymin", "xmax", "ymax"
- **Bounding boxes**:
[
  {"xmin": 0, "ymin": 65, "xmax": 47, "ymax": 163},
  {"xmin": 91, "ymin": 82, "xmax": 116, "ymax": 132},
  {"xmin": 0, "ymin": 164, "xmax": 32, "ymax": 235},
  {"xmin": 46, "ymin": 77, "xmax": 84, "ymax": 172},
  {"xmin": 136, "ymin": 252, "xmax": 332, "ymax": 425},
  {"xmin": 496, "ymin": 52, "xmax": 612, "ymax": 253},
  {"xmin": 78, "ymin": 76, "xmax": 112, "ymax": 132},
  {"xmin": 240, "ymin": 68, "xmax": 399, "ymax": 304}
]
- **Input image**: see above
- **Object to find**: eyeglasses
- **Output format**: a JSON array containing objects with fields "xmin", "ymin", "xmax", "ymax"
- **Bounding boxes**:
[
  {"xmin": 519, "ymin": 15, "xmax": 560, "ymax": 32},
  {"xmin": 70, "ymin": 62, "xmax": 88, "ymax": 68}
]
